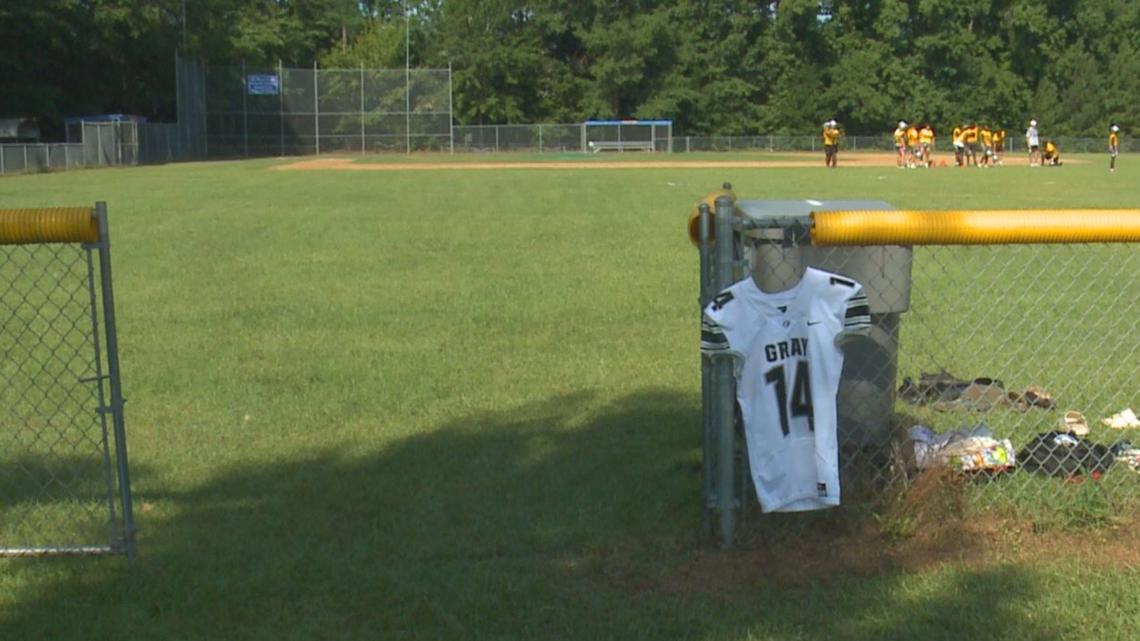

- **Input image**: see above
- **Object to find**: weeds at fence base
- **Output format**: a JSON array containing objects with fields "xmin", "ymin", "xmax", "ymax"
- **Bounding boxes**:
[
  {"xmin": 874, "ymin": 466, "xmax": 967, "ymax": 542},
  {"xmin": 657, "ymin": 466, "xmax": 1140, "ymax": 598}
]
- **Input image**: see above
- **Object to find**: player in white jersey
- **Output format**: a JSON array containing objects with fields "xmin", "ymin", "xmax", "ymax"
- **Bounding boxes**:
[
  {"xmin": 1026, "ymin": 120, "xmax": 1040, "ymax": 166},
  {"xmin": 701, "ymin": 267, "xmax": 871, "ymax": 512}
]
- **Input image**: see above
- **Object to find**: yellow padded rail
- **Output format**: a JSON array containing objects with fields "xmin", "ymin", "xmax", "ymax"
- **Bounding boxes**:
[
  {"xmin": 812, "ymin": 209, "xmax": 1140, "ymax": 246},
  {"xmin": 0, "ymin": 207, "xmax": 99, "ymax": 245}
]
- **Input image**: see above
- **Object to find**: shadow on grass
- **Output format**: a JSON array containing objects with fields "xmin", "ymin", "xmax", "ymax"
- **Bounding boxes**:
[
  {"xmin": 4, "ymin": 389, "xmax": 1056, "ymax": 640},
  {"xmin": 0, "ymin": 453, "xmax": 127, "ymax": 505},
  {"xmin": 0, "ymin": 453, "xmax": 140, "ymax": 549}
]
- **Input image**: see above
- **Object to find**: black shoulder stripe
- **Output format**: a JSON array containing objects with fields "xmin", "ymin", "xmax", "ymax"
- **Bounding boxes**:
[{"xmin": 829, "ymin": 276, "xmax": 856, "ymax": 288}]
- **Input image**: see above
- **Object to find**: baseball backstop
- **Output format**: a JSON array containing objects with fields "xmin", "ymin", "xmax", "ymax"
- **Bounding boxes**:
[{"xmin": 175, "ymin": 55, "xmax": 453, "ymax": 158}]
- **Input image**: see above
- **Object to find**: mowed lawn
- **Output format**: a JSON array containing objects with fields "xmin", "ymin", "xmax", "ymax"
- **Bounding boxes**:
[{"xmin": 1, "ymin": 153, "xmax": 1139, "ymax": 640}]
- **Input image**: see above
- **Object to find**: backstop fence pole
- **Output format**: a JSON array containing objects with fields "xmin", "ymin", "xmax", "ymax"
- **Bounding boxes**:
[
  {"xmin": 405, "ymin": 59, "xmax": 411, "ymax": 153},
  {"xmin": 279, "ymin": 59, "xmax": 285, "ymax": 157},
  {"xmin": 360, "ymin": 64, "xmax": 366, "ymax": 155},
  {"xmin": 242, "ymin": 60, "xmax": 249, "ymax": 157},
  {"xmin": 314, "ymin": 61, "xmax": 320, "ymax": 156},
  {"xmin": 448, "ymin": 64, "xmax": 455, "ymax": 154}
]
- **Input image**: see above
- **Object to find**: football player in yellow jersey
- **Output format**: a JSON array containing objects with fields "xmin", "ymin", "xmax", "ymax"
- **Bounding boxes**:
[
  {"xmin": 905, "ymin": 124, "xmax": 920, "ymax": 167},
  {"xmin": 1043, "ymin": 140, "xmax": 1062, "ymax": 166},
  {"xmin": 1109, "ymin": 124, "xmax": 1120, "ymax": 172},
  {"xmin": 919, "ymin": 124, "xmax": 935, "ymax": 167},
  {"xmin": 822, "ymin": 120, "xmax": 842, "ymax": 168},
  {"xmin": 952, "ymin": 124, "xmax": 965, "ymax": 166},
  {"xmin": 893, "ymin": 121, "xmax": 908, "ymax": 167},
  {"xmin": 992, "ymin": 128, "xmax": 1006, "ymax": 166},
  {"xmin": 979, "ymin": 126, "xmax": 993, "ymax": 167},
  {"xmin": 962, "ymin": 123, "xmax": 979, "ymax": 166}
]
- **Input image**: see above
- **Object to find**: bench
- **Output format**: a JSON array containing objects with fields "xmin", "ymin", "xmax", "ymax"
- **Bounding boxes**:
[{"xmin": 587, "ymin": 140, "xmax": 656, "ymax": 153}]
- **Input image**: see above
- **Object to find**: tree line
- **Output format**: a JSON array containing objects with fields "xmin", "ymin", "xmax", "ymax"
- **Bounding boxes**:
[{"xmin": 2, "ymin": 0, "xmax": 1136, "ymax": 140}]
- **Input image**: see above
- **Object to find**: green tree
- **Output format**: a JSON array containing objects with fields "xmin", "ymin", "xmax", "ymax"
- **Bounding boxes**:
[
  {"xmin": 320, "ymin": 17, "xmax": 412, "ymax": 68},
  {"xmin": 4, "ymin": 0, "xmax": 1138, "ymax": 139},
  {"xmin": 637, "ymin": 0, "xmax": 768, "ymax": 135},
  {"xmin": 432, "ymin": 0, "xmax": 561, "ymax": 123}
]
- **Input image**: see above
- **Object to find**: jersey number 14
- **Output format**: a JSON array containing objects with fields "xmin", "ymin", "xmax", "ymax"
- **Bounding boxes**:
[{"xmin": 763, "ymin": 360, "xmax": 815, "ymax": 436}]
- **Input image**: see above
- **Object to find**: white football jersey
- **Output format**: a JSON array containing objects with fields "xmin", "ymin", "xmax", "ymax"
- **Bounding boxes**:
[{"xmin": 702, "ymin": 267, "xmax": 870, "ymax": 513}]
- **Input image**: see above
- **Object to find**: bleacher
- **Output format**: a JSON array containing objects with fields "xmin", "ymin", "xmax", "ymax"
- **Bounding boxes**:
[{"xmin": 587, "ymin": 140, "xmax": 656, "ymax": 153}]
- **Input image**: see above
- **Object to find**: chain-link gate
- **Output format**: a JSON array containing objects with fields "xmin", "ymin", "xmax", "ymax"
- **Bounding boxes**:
[
  {"xmin": 0, "ymin": 203, "xmax": 134, "ymax": 558},
  {"xmin": 696, "ymin": 190, "xmax": 1140, "ymax": 546}
]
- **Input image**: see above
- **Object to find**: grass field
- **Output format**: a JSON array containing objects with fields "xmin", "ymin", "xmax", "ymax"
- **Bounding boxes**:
[{"xmin": 2, "ymin": 152, "xmax": 1140, "ymax": 639}]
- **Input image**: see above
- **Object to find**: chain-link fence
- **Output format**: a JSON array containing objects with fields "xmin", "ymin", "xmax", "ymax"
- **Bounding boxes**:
[
  {"xmin": 0, "ymin": 204, "xmax": 134, "ymax": 558},
  {"xmin": 2, "ymin": 118, "xmax": 1130, "ymax": 175},
  {"xmin": 0, "ymin": 144, "xmax": 85, "ymax": 174},
  {"xmin": 453, "ymin": 124, "xmax": 582, "ymax": 153},
  {"xmin": 697, "ymin": 195, "xmax": 1140, "ymax": 545},
  {"xmin": 0, "ymin": 122, "xmax": 146, "ymax": 176},
  {"xmin": 176, "ymin": 56, "xmax": 453, "ymax": 157},
  {"xmin": 446, "ymin": 127, "xmax": 1135, "ymax": 155}
]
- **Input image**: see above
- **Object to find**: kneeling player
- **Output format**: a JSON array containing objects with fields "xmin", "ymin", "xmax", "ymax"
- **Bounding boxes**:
[{"xmin": 1043, "ymin": 140, "xmax": 1062, "ymax": 166}]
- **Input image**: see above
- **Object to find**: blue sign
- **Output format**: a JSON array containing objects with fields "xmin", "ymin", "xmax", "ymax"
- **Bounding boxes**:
[{"xmin": 247, "ymin": 74, "xmax": 280, "ymax": 96}]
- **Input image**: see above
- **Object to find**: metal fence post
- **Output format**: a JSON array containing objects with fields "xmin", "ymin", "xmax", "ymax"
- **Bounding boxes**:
[
  {"xmin": 93, "ymin": 202, "xmax": 136, "ymax": 559},
  {"xmin": 314, "ymin": 61, "xmax": 320, "ymax": 156},
  {"xmin": 448, "ymin": 63, "xmax": 455, "ymax": 154},
  {"xmin": 713, "ymin": 194, "xmax": 737, "ymax": 547},
  {"xmin": 202, "ymin": 65, "xmax": 210, "ymax": 159},
  {"xmin": 360, "ymin": 64, "xmax": 366, "ymax": 155},
  {"xmin": 279, "ymin": 60, "xmax": 285, "ymax": 157},
  {"xmin": 698, "ymin": 203, "xmax": 715, "ymax": 535},
  {"xmin": 405, "ymin": 58, "xmax": 411, "ymax": 154},
  {"xmin": 242, "ymin": 60, "xmax": 249, "ymax": 157}
]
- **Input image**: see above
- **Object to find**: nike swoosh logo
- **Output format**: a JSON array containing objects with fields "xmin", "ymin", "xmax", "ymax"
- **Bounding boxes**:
[{"xmin": 807, "ymin": 321, "xmax": 823, "ymax": 326}]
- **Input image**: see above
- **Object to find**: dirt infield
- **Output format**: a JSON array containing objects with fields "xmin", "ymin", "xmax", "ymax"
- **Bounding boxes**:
[{"xmin": 273, "ymin": 152, "xmax": 1057, "ymax": 172}]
